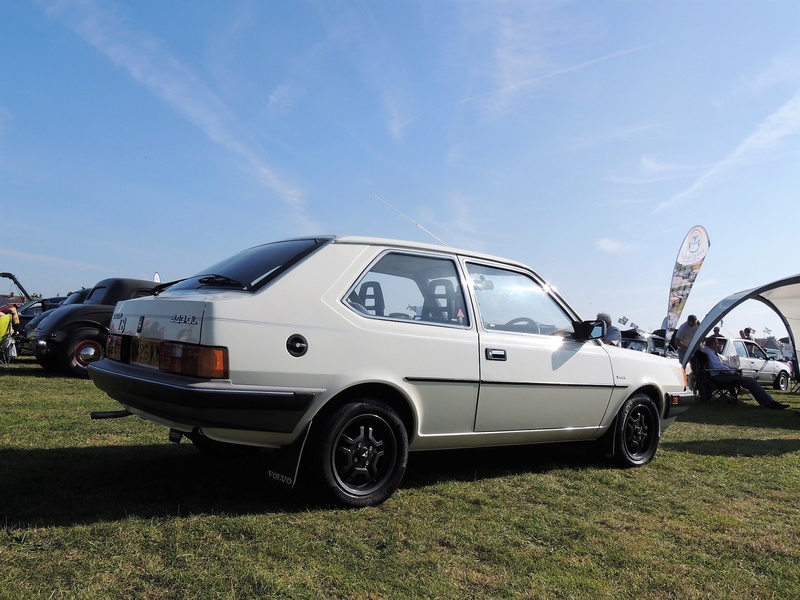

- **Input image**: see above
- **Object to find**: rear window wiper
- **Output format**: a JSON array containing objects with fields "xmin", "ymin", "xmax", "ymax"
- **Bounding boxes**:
[
  {"xmin": 197, "ymin": 274, "xmax": 245, "ymax": 288},
  {"xmin": 153, "ymin": 278, "xmax": 187, "ymax": 295}
]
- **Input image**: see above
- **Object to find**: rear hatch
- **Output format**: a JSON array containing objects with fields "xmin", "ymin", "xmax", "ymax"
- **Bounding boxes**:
[
  {"xmin": 110, "ymin": 297, "xmax": 207, "ymax": 368},
  {"xmin": 111, "ymin": 297, "xmax": 207, "ymax": 343}
]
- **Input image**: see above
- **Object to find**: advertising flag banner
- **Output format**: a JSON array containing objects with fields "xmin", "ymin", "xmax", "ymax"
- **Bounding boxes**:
[{"xmin": 666, "ymin": 225, "xmax": 710, "ymax": 331}]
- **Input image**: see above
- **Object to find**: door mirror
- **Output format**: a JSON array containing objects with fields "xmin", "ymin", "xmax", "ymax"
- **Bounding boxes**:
[{"xmin": 572, "ymin": 320, "xmax": 606, "ymax": 342}]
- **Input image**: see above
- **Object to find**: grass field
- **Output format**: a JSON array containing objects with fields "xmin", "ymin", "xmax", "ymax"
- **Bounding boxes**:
[{"xmin": 2, "ymin": 356, "xmax": 800, "ymax": 599}]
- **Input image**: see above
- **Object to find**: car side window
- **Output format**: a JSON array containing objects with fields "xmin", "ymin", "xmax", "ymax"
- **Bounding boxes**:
[
  {"xmin": 466, "ymin": 262, "xmax": 573, "ymax": 335},
  {"xmin": 346, "ymin": 252, "xmax": 469, "ymax": 327},
  {"xmin": 734, "ymin": 341, "xmax": 748, "ymax": 358}
]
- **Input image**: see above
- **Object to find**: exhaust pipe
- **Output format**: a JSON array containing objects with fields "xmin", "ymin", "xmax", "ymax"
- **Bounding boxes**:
[{"xmin": 90, "ymin": 409, "xmax": 132, "ymax": 420}]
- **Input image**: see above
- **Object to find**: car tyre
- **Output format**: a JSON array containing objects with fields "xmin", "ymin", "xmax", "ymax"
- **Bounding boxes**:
[
  {"xmin": 312, "ymin": 399, "xmax": 408, "ymax": 508},
  {"xmin": 613, "ymin": 393, "xmax": 660, "ymax": 468},
  {"xmin": 773, "ymin": 371, "xmax": 789, "ymax": 391},
  {"xmin": 61, "ymin": 329, "xmax": 105, "ymax": 378}
]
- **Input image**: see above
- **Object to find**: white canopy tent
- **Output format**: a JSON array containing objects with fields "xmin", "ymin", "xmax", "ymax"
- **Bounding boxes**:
[{"xmin": 682, "ymin": 273, "xmax": 800, "ymax": 368}]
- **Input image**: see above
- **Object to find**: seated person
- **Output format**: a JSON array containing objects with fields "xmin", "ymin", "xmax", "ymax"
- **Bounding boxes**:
[
  {"xmin": 0, "ymin": 304, "xmax": 20, "ymax": 334},
  {"xmin": 701, "ymin": 336, "xmax": 788, "ymax": 410}
]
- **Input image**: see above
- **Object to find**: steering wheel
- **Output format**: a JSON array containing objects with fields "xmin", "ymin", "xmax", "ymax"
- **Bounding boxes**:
[{"xmin": 505, "ymin": 317, "xmax": 540, "ymax": 333}]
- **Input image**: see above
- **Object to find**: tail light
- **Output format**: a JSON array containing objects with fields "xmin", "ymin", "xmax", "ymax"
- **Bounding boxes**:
[
  {"xmin": 105, "ymin": 334, "xmax": 228, "ymax": 379},
  {"xmin": 160, "ymin": 342, "xmax": 228, "ymax": 379}
]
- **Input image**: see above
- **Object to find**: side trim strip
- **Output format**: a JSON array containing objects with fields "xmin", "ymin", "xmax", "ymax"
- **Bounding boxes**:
[{"xmin": 406, "ymin": 376, "xmax": 620, "ymax": 389}]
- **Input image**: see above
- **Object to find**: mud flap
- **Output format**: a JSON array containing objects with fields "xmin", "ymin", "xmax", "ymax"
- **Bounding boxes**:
[
  {"xmin": 263, "ymin": 422, "xmax": 312, "ymax": 490},
  {"xmin": 597, "ymin": 417, "xmax": 617, "ymax": 460}
]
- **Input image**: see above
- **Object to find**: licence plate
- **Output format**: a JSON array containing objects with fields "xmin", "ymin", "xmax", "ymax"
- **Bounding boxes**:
[{"xmin": 131, "ymin": 338, "xmax": 161, "ymax": 368}]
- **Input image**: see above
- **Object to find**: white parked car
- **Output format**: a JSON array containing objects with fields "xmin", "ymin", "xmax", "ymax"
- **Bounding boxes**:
[
  {"xmin": 89, "ymin": 236, "xmax": 694, "ymax": 507},
  {"xmin": 715, "ymin": 337, "xmax": 792, "ymax": 390}
]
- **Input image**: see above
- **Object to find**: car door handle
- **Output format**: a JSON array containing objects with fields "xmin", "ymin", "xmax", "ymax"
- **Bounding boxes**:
[{"xmin": 486, "ymin": 348, "xmax": 507, "ymax": 361}]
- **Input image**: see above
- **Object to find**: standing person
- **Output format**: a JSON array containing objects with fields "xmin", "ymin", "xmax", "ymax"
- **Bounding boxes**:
[
  {"xmin": 675, "ymin": 314, "xmax": 699, "ymax": 362},
  {"xmin": 701, "ymin": 336, "xmax": 788, "ymax": 410},
  {"xmin": 743, "ymin": 328, "xmax": 754, "ymax": 340},
  {"xmin": 597, "ymin": 313, "xmax": 621, "ymax": 346}
]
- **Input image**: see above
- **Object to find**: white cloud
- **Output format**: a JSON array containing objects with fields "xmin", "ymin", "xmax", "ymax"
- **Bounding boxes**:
[
  {"xmin": 266, "ymin": 84, "xmax": 300, "ymax": 117},
  {"xmin": 608, "ymin": 155, "xmax": 711, "ymax": 186},
  {"xmin": 44, "ymin": 0, "xmax": 306, "ymax": 210},
  {"xmin": 383, "ymin": 91, "xmax": 417, "ymax": 142},
  {"xmin": 639, "ymin": 155, "xmax": 680, "ymax": 175},
  {"xmin": 0, "ymin": 247, "xmax": 116, "ymax": 273},
  {"xmin": 459, "ymin": 31, "xmax": 643, "ymax": 117},
  {"xmin": 742, "ymin": 50, "xmax": 800, "ymax": 94},
  {"xmin": 654, "ymin": 91, "xmax": 800, "ymax": 213},
  {"xmin": 595, "ymin": 237, "xmax": 627, "ymax": 254}
]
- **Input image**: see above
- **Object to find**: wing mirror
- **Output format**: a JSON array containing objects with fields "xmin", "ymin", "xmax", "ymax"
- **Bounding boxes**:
[{"xmin": 572, "ymin": 319, "xmax": 606, "ymax": 342}]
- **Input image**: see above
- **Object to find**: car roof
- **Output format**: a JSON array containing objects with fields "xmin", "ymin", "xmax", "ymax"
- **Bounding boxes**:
[
  {"xmin": 86, "ymin": 278, "xmax": 157, "ymax": 303},
  {"xmin": 330, "ymin": 235, "xmax": 530, "ymax": 270}
]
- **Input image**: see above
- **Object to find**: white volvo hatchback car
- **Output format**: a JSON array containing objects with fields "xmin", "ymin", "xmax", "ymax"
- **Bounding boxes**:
[{"xmin": 89, "ymin": 236, "xmax": 694, "ymax": 507}]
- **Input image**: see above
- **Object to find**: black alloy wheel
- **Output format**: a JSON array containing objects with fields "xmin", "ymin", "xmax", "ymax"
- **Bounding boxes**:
[
  {"xmin": 313, "ymin": 399, "xmax": 408, "ymax": 508},
  {"xmin": 614, "ymin": 393, "xmax": 660, "ymax": 467}
]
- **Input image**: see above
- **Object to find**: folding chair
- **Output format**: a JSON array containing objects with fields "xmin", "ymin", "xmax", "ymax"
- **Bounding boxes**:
[
  {"xmin": 690, "ymin": 350, "xmax": 740, "ymax": 403},
  {"xmin": 788, "ymin": 357, "xmax": 800, "ymax": 394},
  {"xmin": 0, "ymin": 312, "xmax": 16, "ymax": 367}
]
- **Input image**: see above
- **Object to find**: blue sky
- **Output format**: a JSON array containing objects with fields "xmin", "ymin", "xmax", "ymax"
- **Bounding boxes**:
[{"xmin": 2, "ymin": 0, "xmax": 800, "ymax": 339}]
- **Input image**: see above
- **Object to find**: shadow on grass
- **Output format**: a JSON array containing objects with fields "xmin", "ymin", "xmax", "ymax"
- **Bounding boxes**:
[
  {"xmin": 0, "ymin": 441, "xmax": 596, "ymax": 527},
  {"xmin": 0, "ymin": 444, "xmax": 298, "ymax": 527},
  {"xmin": 661, "ymin": 437, "xmax": 800, "ymax": 457},
  {"xmin": 404, "ymin": 443, "xmax": 595, "ymax": 488},
  {"xmin": 662, "ymin": 402, "xmax": 800, "ymax": 456},
  {"xmin": 5, "ymin": 424, "xmax": 798, "ymax": 527},
  {"xmin": 675, "ymin": 401, "xmax": 800, "ymax": 429},
  {"xmin": 1, "ymin": 356, "xmax": 61, "ymax": 378}
]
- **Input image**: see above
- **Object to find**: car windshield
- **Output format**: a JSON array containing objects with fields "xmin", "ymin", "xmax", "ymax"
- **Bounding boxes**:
[
  {"xmin": 167, "ymin": 237, "xmax": 332, "ymax": 293},
  {"xmin": 16, "ymin": 299, "xmax": 40, "ymax": 313}
]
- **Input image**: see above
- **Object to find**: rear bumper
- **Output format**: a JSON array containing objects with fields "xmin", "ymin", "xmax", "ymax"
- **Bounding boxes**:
[
  {"xmin": 664, "ymin": 390, "xmax": 695, "ymax": 419},
  {"xmin": 88, "ymin": 359, "xmax": 322, "ymax": 434}
]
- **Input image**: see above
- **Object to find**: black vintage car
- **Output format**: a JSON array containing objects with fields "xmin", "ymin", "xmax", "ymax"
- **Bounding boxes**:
[{"xmin": 22, "ymin": 278, "xmax": 156, "ymax": 377}]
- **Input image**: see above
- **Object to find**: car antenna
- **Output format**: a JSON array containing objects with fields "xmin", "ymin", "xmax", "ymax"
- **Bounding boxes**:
[{"xmin": 371, "ymin": 192, "xmax": 449, "ymax": 246}]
